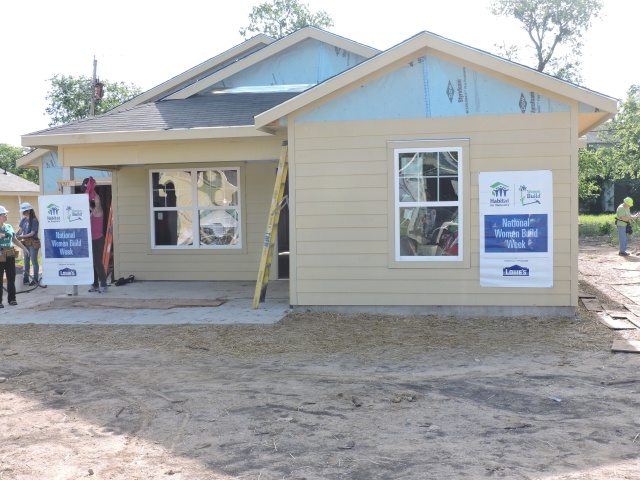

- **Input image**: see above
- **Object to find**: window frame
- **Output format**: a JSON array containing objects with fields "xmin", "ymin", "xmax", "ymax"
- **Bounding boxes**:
[
  {"xmin": 389, "ymin": 139, "xmax": 468, "ymax": 267},
  {"xmin": 149, "ymin": 167, "xmax": 242, "ymax": 250}
]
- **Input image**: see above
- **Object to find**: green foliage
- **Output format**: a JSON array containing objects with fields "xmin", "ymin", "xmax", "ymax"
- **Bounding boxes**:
[
  {"xmin": 0, "ymin": 144, "xmax": 38, "ymax": 184},
  {"xmin": 45, "ymin": 75, "xmax": 142, "ymax": 127},
  {"xmin": 579, "ymin": 213, "xmax": 615, "ymax": 237},
  {"xmin": 240, "ymin": 0, "xmax": 333, "ymax": 39},
  {"xmin": 578, "ymin": 85, "xmax": 640, "ymax": 202},
  {"xmin": 490, "ymin": 0, "xmax": 603, "ymax": 82}
]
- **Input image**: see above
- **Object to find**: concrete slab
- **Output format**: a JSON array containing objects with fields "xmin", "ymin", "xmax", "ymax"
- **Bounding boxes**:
[{"xmin": 0, "ymin": 280, "xmax": 290, "ymax": 325}]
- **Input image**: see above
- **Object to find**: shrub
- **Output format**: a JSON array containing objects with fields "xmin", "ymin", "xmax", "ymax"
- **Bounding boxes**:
[{"xmin": 579, "ymin": 214, "xmax": 616, "ymax": 237}]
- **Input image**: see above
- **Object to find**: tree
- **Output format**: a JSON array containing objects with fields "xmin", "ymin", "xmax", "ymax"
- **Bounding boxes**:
[
  {"xmin": 579, "ymin": 85, "xmax": 640, "ymax": 202},
  {"xmin": 45, "ymin": 75, "xmax": 142, "ymax": 127},
  {"xmin": 240, "ymin": 0, "xmax": 333, "ymax": 39},
  {"xmin": 490, "ymin": 0, "xmax": 603, "ymax": 83},
  {"xmin": 0, "ymin": 144, "xmax": 38, "ymax": 184}
]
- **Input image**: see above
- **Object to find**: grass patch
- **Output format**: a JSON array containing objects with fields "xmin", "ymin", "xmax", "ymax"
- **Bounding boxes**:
[{"xmin": 579, "ymin": 213, "xmax": 616, "ymax": 237}]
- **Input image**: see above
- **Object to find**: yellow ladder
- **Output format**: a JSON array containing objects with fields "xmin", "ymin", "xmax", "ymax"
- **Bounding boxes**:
[{"xmin": 253, "ymin": 141, "xmax": 288, "ymax": 308}]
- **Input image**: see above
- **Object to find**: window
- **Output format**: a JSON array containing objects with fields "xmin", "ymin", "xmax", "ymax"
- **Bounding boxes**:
[
  {"xmin": 150, "ymin": 168, "xmax": 241, "ymax": 249},
  {"xmin": 394, "ymin": 147, "xmax": 462, "ymax": 261}
]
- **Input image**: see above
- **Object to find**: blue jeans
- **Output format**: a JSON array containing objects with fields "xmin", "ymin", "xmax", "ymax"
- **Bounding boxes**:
[
  {"xmin": 23, "ymin": 245, "xmax": 39, "ymax": 280},
  {"xmin": 618, "ymin": 225, "xmax": 628, "ymax": 253},
  {"xmin": 0, "ymin": 255, "xmax": 17, "ymax": 303},
  {"xmin": 92, "ymin": 236, "xmax": 107, "ymax": 288}
]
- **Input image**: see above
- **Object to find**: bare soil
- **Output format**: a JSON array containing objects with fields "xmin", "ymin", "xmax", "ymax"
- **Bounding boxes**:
[{"xmin": 1, "ymin": 237, "xmax": 640, "ymax": 479}]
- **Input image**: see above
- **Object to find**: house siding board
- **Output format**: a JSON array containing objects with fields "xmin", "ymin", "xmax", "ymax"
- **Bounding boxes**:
[
  {"xmin": 62, "ymin": 137, "xmax": 282, "ymax": 168},
  {"xmin": 0, "ymin": 194, "xmax": 39, "ymax": 228},
  {"xmin": 296, "ymin": 291, "xmax": 571, "ymax": 306},
  {"xmin": 112, "ymin": 161, "xmax": 276, "ymax": 281},
  {"xmin": 291, "ymin": 113, "xmax": 574, "ymax": 307}
]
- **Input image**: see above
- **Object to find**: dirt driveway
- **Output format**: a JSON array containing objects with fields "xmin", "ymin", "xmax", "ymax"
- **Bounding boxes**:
[{"xmin": 1, "ymin": 239, "xmax": 640, "ymax": 480}]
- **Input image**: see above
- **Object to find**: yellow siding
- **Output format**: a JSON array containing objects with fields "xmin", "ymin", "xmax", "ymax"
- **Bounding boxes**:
[
  {"xmin": 60, "ymin": 137, "xmax": 283, "ymax": 168},
  {"xmin": 0, "ymin": 195, "xmax": 39, "ymax": 230},
  {"xmin": 290, "ymin": 112, "xmax": 577, "ymax": 307}
]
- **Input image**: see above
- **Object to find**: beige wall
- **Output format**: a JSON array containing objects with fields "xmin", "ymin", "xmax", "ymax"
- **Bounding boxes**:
[
  {"xmin": 0, "ymin": 195, "xmax": 39, "ymax": 230},
  {"xmin": 289, "ymin": 111, "xmax": 577, "ymax": 307}
]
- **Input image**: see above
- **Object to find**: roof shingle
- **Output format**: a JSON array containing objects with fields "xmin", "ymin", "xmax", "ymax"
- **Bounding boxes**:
[{"xmin": 27, "ymin": 92, "xmax": 299, "ymax": 137}]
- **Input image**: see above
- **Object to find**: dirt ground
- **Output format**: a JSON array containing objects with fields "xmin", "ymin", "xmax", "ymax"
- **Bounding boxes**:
[{"xmin": 2, "ymin": 238, "xmax": 640, "ymax": 479}]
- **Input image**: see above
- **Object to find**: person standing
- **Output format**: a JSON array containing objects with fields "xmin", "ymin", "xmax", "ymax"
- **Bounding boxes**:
[
  {"xmin": 89, "ymin": 188, "xmax": 108, "ymax": 293},
  {"xmin": 0, "ymin": 205, "xmax": 29, "ymax": 307},
  {"xmin": 16, "ymin": 202, "xmax": 40, "ymax": 285},
  {"xmin": 616, "ymin": 196, "xmax": 637, "ymax": 256}
]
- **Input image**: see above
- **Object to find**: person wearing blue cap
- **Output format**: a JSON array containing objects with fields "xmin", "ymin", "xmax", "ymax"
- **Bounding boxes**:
[
  {"xmin": 615, "ymin": 197, "xmax": 638, "ymax": 256},
  {"xmin": 16, "ymin": 202, "xmax": 40, "ymax": 285}
]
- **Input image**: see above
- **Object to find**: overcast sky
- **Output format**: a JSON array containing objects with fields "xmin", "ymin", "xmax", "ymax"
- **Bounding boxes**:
[{"xmin": 1, "ymin": 0, "xmax": 636, "ymax": 147}]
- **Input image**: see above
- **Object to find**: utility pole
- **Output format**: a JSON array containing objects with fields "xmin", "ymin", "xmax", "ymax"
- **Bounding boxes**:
[{"xmin": 89, "ymin": 57, "xmax": 97, "ymax": 117}]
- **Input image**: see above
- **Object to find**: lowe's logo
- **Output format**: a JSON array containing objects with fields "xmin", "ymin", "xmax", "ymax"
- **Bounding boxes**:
[
  {"xmin": 503, "ymin": 265, "xmax": 529, "ymax": 276},
  {"xmin": 46, "ymin": 203, "xmax": 62, "ymax": 222}
]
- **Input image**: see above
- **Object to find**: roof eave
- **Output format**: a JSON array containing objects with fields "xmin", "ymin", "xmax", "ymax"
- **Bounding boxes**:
[
  {"xmin": 0, "ymin": 190, "xmax": 39, "ymax": 196},
  {"xmin": 578, "ymin": 111, "xmax": 616, "ymax": 137},
  {"xmin": 16, "ymin": 147, "xmax": 54, "ymax": 168},
  {"xmin": 21, "ymin": 125, "xmax": 272, "ymax": 147}
]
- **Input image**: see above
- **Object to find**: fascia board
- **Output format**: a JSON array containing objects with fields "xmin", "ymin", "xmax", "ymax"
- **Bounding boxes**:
[
  {"xmin": 256, "ymin": 31, "xmax": 618, "ymax": 128},
  {"xmin": 21, "ymin": 126, "xmax": 272, "ymax": 147},
  {"xmin": 0, "ymin": 190, "xmax": 39, "ymax": 196},
  {"xmin": 578, "ymin": 112, "xmax": 616, "ymax": 137},
  {"xmin": 167, "ymin": 27, "xmax": 380, "ymax": 100},
  {"xmin": 112, "ymin": 34, "xmax": 275, "ymax": 112},
  {"xmin": 16, "ymin": 147, "xmax": 52, "ymax": 168},
  {"xmin": 422, "ymin": 33, "xmax": 619, "ymax": 114}
]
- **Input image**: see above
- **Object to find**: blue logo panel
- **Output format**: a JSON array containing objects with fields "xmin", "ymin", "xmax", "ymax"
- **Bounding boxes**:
[
  {"xmin": 44, "ymin": 228, "xmax": 90, "ymax": 258},
  {"xmin": 485, "ymin": 214, "xmax": 548, "ymax": 253}
]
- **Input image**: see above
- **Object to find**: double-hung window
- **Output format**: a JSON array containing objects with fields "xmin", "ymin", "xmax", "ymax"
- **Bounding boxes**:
[
  {"xmin": 394, "ymin": 147, "xmax": 462, "ymax": 261},
  {"xmin": 150, "ymin": 168, "xmax": 241, "ymax": 249}
]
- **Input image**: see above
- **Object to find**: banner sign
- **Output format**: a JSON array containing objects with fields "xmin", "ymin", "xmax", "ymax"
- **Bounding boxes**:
[
  {"xmin": 479, "ymin": 171, "xmax": 553, "ymax": 287},
  {"xmin": 39, "ymin": 194, "xmax": 94, "ymax": 285}
]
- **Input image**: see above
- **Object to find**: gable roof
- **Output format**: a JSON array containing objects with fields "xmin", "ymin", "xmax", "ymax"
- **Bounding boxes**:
[
  {"xmin": 255, "ymin": 30, "xmax": 618, "ymax": 136},
  {"xmin": 113, "ymin": 34, "xmax": 275, "ymax": 112},
  {"xmin": 0, "ymin": 170, "xmax": 39, "ymax": 195},
  {"xmin": 165, "ymin": 26, "xmax": 380, "ymax": 100},
  {"xmin": 22, "ymin": 92, "xmax": 298, "ymax": 146},
  {"xmin": 19, "ymin": 34, "xmax": 275, "ymax": 164},
  {"xmin": 21, "ymin": 27, "xmax": 379, "ymax": 149}
]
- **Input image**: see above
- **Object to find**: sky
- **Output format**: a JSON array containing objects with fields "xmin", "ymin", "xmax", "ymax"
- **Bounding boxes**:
[{"xmin": 1, "ymin": 0, "xmax": 637, "ymax": 147}]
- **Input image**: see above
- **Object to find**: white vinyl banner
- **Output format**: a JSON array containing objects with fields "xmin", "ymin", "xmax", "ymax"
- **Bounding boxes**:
[
  {"xmin": 479, "ymin": 170, "xmax": 553, "ymax": 287},
  {"xmin": 39, "ymin": 194, "xmax": 94, "ymax": 285}
]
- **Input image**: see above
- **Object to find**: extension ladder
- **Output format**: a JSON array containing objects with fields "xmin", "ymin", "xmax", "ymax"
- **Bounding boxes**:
[
  {"xmin": 102, "ymin": 206, "xmax": 113, "ymax": 281},
  {"xmin": 253, "ymin": 141, "xmax": 288, "ymax": 308}
]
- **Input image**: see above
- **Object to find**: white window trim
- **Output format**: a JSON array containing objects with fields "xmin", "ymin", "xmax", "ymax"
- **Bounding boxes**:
[
  {"xmin": 149, "ymin": 167, "xmax": 242, "ymax": 250},
  {"xmin": 393, "ymin": 146, "xmax": 463, "ymax": 262}
]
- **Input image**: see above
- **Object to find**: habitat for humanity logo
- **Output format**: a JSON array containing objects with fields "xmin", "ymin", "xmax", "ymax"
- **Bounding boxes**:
[
  {"xmin": 46, "ymin": 203, "xmax": 62, "ymax": 222},
  {"xmin": 65, "ymin": 205, "xmax": 83, "ymax": 222},
  {"xmin": 503, "ymin": 264, "xmax": 530, "ymax": 276},
  {"xmin": 519, "ymin": 185, "xmax": 542, "ymax": 206},
  {"xmin": 489, "ymin": 182, "xmax": 510, "ymax": 206}
]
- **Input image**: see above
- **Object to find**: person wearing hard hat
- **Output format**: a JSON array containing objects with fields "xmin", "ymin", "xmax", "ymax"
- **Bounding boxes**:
[
  {"xmin": 615, "ymin": 197, "xmax": 638, "ymax": 256},
  {"xmin": 0, "ymin": 205, "xmax": 28, "ymax": 306},
  {"xmin": 16, "ymin": 202, "xmax": 40, "ymax": 285}
]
